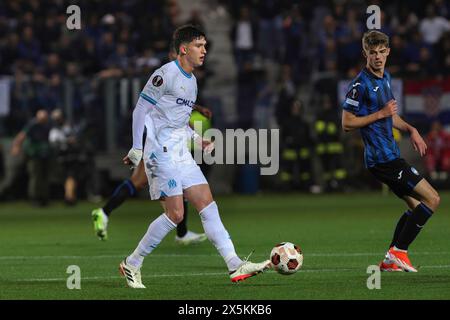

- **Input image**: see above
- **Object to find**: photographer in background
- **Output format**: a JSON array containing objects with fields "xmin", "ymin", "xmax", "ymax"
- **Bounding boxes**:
[
  {"xmin": 49, "ymin": 109, "xmax": 83, "ymax": 205},
  {"xmin": 11, "ymin": 109, "xmax": 51, "ymax": 206}
]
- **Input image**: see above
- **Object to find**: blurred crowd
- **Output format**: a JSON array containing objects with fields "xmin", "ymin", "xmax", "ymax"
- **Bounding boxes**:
[
  {"xmin": 0, "ymin": 0, "xmax": 180, "ymax": 77},
  {"xmin": 226, "ymin": 0, "xmax": 449, "ymax": 79},
  {"xmin": 0, "ymin": 0, "xmax": 184, "ymax": 136},
  {"xmin": 0, "ymin": 0, "xmax": 449, "ymax": 199}
]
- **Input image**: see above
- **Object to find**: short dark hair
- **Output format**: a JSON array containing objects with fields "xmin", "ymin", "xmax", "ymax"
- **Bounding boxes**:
[
  {"xmin": 362, "ymin": 30, "xmax": 389, "ymax": 51},
  {"xmin": 172, "ymin": 24, "xmax": 206, "ymax": 55}
]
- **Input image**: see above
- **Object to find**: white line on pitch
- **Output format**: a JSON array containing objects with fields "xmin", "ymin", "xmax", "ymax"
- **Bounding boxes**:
[
  {"xmin": 1, "ymin": 251, "xmax": 450, "ymax": 260},
  {"xmin": 15, "ymin": 265, "xmax": 450, "ymax": 282}
]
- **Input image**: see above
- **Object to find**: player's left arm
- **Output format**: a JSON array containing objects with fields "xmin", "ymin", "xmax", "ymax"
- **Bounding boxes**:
[
  {"xmin": 193, "ymin": 104, "xmax": 212, "ymax": 119},
  {"xmin": 392, "ymin": 114, "xmax": 427, "ymax": 156}
]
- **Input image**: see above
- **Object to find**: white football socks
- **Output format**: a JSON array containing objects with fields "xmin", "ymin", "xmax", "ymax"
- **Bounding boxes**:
[
  {"xmin": 200, "ymin": 201, "xmax": 243, "ymax": 271},
  {"xmin": 127, "ymin": 213, "xmax": 177, "ymax": 268}
]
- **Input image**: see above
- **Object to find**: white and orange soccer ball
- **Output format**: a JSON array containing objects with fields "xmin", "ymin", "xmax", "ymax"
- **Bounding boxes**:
[{"xmin": 270, "ymin": 242, "xmax": 303, "ymax": 275}]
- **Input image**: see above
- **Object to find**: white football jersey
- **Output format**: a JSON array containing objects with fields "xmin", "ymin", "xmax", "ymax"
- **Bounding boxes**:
[{"xmin": 140, "ymin": 60, "xmax": 197, "ymax": 161}]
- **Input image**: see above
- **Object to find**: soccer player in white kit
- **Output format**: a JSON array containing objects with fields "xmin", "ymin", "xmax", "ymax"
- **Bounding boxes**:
[{"xmin": 119, "ymin": 25, "xmax": 271, "ymax": 288}]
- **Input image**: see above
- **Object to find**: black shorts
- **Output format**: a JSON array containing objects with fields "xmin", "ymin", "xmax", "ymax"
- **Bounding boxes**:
[{"xmin": 368, "ymin": 158, "xmax": 423, "ymax": 198}]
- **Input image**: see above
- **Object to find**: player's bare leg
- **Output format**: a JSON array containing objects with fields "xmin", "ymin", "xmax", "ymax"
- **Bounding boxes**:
[
  {"xmin": 409, "ymin": 179, "xmax": 440, "ymax": 211},
  {"xmin": 184, "ymin": 184, "xmax": 271, "ymax": 282},
  {"xmin": 120, "ymin": 195, "xmax": 183, "ymax": 288},
  {"xmin": 386, "ymin": 179, "xmax": 440, "ymax": 272}
]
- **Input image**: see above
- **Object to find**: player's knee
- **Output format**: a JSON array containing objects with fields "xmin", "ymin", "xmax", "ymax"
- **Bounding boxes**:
[
  {"xmin": 166, "ymin": 208, "xmax": 184, "ymax": 224},
  {"xmin": 430, "ymin": 193, "xmax": 440, "ymax": 211},
  {"xmin": 196, "ymin": 198, "xmax": 214, "ymax": 212},
  {"xmin": 424, "ymin": 193, "xmax": 440, "ymax": 211}
]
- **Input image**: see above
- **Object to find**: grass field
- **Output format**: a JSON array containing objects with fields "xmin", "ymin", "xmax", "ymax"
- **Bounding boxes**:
[{"xmin": 1, "ymin": 192, "xmax": 449, "ymax": 300}]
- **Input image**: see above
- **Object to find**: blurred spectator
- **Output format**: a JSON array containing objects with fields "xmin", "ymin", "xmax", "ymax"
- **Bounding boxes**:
[
  {"xmin": 256, "ymin": 0, "xmax": 283, "ymax": 61},
  {"xmin": 253, "ymin": 69, "xmax": 274, "ymax": 129},
  {"xmin": 336, "ymin": 8, "xmax": 364, "ymax": 76},
  {"xmin": 98, "ymin": 32, "xmax": 116, "ymax": 69},
  {"xmin": 436, "ymin": 31, "xmax": 450, "ymax": 76},
  {"xmin": 424, "ymin": 121, "xmax": 450, "ymax": 181},
  {"xmin": 0, "ymin": 34, "xmax": 20, "ymax": 74},
  {"xmin": 275, "ymin": 64, "xmax": 296, "ymax": 127},
  {"xmin": 279, "ymin": 99, "xmax": 314, "ymax": 191},
  {"xmin": 135, "ymin": 48, "xmax": 161, "ymax": 75},
  {"xmin": 44, "ymin": 53, "xmax": 63, "ymax": 78},
  {"xmin": 230, "ymin": 6, "xmax": 258, "ymax": 71},
  {"xmin": 281, "ymin": 4, "xmax": 310, "ymax": 82},
  {"xmin": 419, "ymin": 4, "xmax": 450, "ymax": 45},
  {"xmin": 17, "ymin": 26, "xmax": 41, "ymax": 65},
  {"xmin": 390, "ymin": 6, "xmax": 419, "ymax": 37},
  {"xmin": 314, "ymin": 95, "xmax": 347, "ymax": 191},
  {"xmin": 387, "ymin": 35, "xmax": 406, "ymax": 77},
  {"xmin": 404, "ymin": 29, "xmax": 433, "ymax": 77},
  {"xmin": 236, "ymin": 61, "xmax": 259, "ymax": 129},
  {"xmin": 49, "ymin": 109, "xmax": 81, "ymax": 205},
  {"xmin": 10, "ymin": 109, "xmax": 51, "ymax": 206},
  {"xmin": 186, "ymin": 9, "xmax": 206, "ymax": 31}
]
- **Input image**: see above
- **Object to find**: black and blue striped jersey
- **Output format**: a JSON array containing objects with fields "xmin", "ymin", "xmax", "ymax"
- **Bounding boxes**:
[{"xmin": 342, "ymin": 68, "xmax": 400, "ymax": 168}]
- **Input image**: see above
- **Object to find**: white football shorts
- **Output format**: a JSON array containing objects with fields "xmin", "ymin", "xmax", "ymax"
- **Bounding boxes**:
[{"xmin": 143, "ymin": 147, "xmax": 208, "ymax": 200}]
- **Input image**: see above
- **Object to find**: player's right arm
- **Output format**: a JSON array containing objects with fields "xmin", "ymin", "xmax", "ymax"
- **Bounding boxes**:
[
  {"xmin": 126, "ymin": 69, "xmax": 168, "ymax": 166},
  {"xmin": 342, "ymin": 100, "xmax": 397, "ymax": 131},
  {"xmin": 341, "ymin": 81, "xmax": 397, "ymax": 131}
]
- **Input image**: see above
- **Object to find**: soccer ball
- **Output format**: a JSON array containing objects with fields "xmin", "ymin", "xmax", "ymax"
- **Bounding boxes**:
[{"xmin": 270, "ymin": 242, "xmax": 303, "ymax": 275}]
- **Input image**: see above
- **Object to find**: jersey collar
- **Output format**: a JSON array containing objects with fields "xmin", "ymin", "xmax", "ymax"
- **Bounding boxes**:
[
  {"xmin": 175, "ymin": 59, "xmax": 192, "ymax": 78},
  {"xmin": 363, "ymin": 67, "xmax": 387, "ymax": 80}
]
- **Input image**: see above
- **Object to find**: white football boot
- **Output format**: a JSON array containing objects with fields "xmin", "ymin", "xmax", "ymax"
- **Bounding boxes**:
[
  {"xmin": 229, "ymin": 255, "xmax": 272, "ymax": 283},
  {"xmin": 175, "ymin": 230, "xmax": 207, "ymax": 245},
  {"xmin": 119, "ymin": 259, "xmax": 146, "ymax": 288}
]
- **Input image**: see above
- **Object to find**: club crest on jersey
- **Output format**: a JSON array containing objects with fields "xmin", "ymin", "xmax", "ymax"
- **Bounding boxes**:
[
  {"xmin": 152, "ymin": 75, "xmax": 163, "ymax": 87},
  {"xmin": 168, "ymin": 179, "xmax": 177, "ymax": 189},
  {"xmin": 176, "ymin": 98, "xmax": 195, "ymax": 108}
]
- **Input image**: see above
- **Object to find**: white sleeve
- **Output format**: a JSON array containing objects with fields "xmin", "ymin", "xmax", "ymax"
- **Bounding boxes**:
[
  {"xmin": 132, "ymin": 69, "xmax": 169, "ymax": 149},
  {"xmin": 132, "ymin": 97, "xmax": 149, "ymax": 149},
  {"xmin": 140, "ymin": 69, "xmax": 168, "ymax": 105}
]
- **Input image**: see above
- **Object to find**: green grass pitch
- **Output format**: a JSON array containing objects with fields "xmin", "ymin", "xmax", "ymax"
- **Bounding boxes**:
[{"xmin": 1, "ymin": 192, "xmax": 449, "ymax": 300}]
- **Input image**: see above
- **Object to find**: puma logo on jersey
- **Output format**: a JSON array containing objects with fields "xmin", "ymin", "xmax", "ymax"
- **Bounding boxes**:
[
  {"xmin": 398, "ymin": 170, "xmax": 403, "ymax": 180},
  {"xmin": 180, "ymin": 86, "xmax": 186, "ymax": 92}
]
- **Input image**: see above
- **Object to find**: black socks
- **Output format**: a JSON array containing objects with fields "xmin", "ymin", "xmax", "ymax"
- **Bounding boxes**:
[{"xmin": 395, "ymin": 203, "xmax": 433, "ymax": 251}]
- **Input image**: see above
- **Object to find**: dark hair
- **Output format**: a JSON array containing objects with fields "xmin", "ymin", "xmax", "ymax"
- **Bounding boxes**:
[
  {"xmin": 362, "ymin": 30, "xmax": 389, "ymax": 51},
  {"xmin": 172, "ymin": 24, "xmax": 206, "ymax": 55}
]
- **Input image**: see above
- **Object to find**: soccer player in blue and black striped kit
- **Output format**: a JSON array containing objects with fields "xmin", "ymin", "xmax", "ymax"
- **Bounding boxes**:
[{"xmin": 342, "ymin": 30, "xmax": 440, "ymax": 272}]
